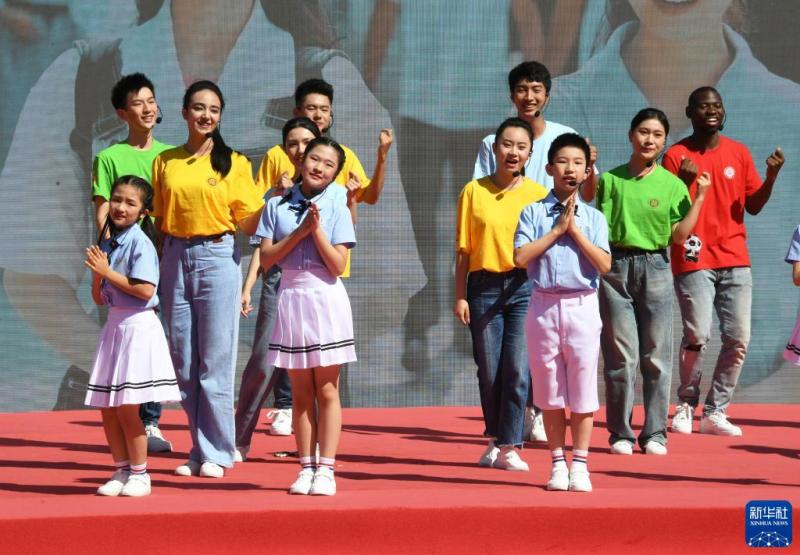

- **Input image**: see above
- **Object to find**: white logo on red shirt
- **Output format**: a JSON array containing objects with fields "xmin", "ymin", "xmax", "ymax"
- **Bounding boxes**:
[{"xmin": 724, "ymin": 166, "xmax": 736, "ymax": 180}]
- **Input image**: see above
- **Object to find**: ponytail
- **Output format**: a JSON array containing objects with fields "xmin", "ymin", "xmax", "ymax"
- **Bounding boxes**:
[
  {"xmin": 208, "ymin": 126, "xmax": 233, "ymax": 178},
  {"xmin": 139, "ymin": 213, "xmax": 159, "ymax": 250}
]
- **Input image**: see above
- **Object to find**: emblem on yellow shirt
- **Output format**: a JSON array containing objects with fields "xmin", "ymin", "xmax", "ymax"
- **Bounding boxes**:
[
  {"xmin": 649, "ymin": 198, "xmax": 660, "ymax": 208},
  {"xmin": 208, "ymin": 177, "xmax": 218, "ymax": 187}
]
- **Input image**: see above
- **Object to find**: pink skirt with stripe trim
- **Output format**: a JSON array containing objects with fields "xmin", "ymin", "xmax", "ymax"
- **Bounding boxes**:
[
  {"xmin": 784, "ymin": 316, "xmax": 800, "ymax": 366},
  {"xmin": 268, "ymin": 268, "xmax": 357, "ymax": 369}
]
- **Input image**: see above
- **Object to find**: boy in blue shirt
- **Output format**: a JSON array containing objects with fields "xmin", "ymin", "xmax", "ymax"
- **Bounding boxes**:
[{"xmin": 514, "ymin": 134, "xmax": 610, "ymax": 492}]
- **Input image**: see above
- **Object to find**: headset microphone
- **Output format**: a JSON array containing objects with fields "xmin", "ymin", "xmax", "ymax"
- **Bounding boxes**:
[
  {"xmin": 533, "ymin": 110, "xmax": 541, "ymax": 118},
  {"xmin": 512, "ymin": 170, "xmax": 521, "ymax": 177},
  {"xmin": 717, "ymin": 112, "xmax": 726, "ymax": 132},
  {"xmin": 646, "ymin": 160, "xmax": 654, "ymax": 168}
]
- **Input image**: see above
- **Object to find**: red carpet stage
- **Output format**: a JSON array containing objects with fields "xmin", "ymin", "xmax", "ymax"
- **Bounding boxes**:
[{"xmin": 1, "ymin": 406, "xmax": 797, "ymax": 554}]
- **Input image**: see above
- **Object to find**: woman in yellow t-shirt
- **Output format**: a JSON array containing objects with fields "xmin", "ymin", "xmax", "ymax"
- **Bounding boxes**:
[
  {"xmin": 455, "ymin": 118, "xmax": 547, "ymax": 471},
  {"xmin": 152, "ymin": 80, "xmax": 264, "ymax": 478}
]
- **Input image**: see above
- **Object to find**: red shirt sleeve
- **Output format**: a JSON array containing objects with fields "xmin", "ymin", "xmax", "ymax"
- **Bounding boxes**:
[
  {"xmin": 741, "ymin": 144, "xmax": 763, "ymax": 196},
  {"xmin": 662, "ymin": 146, "xmax": 682, "ymax": 177}
]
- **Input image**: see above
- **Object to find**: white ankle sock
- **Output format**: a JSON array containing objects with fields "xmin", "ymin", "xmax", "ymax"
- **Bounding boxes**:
[
  {"xmin": 572, "ymin": 449, "xmax": 589, "ymax": 470},
  {"xmin": 551, "ymin": 448, "xmax": 567, "ymax": 470},
  {"xmin": 300, "ymin": 456, "xmax": 315, "ymax": 470},
  {"xmin": 114, "ymin": 459, "xmax": 130, "ymax": 472},
  {"xmin": 129, "ymin": 461, "xmax": 147, "ymax": 475},
  {"xmin": 318, "ymin": 456, "xmax": 335, "ymax": 472}
]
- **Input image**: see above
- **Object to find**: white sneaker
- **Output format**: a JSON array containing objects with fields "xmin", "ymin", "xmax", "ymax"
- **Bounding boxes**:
[
  {"xmin": 145, "ymin": 425, "xmax": 172, "ymax": 453},
  {"xmin": 199, "ymin": 461, "xmax": 225, "ymax": 478},
  {"xmin": 120, "ymin": 473, "xmax": 151, "ymax": 497},
  {"xmin": 699, "ymin": 411, "xmax": 743, "ymax": 436},
  {"xmin": 267, "ymin": 409, "xmax": 293, "ymax": 436},
  {"xmin": 610, "ymin": 440, "xmax": 633, "ymax": 455},
  {"xmin": 493, "ymin": 446, "xmax": 529, "ymax": 472},
  {"xmin": 671, "ymin": 403, "xmax": 694, "ymax": 434},
  {"xmin": 289, "ymin": 468, "xmax": 315, "ymax": 495},
  {"xmin": 531, "ymin": 411, "xmax": 547, "ymax": 442},
  {"xmin": 234, "ymin": 446, "xmax": 249, "ymax": 463},
  {"xmin": 569, "ymin": 468, "xmax": 593, "ymax": 492},
  {"xmin": 546, "ymin": 466, "xmax": 569, "ymax": 491},
  {"xmin": 174, "ymin": 460, "xmax": 201, "ymax": 476},
  {"xmin": 643, "ymin": 440, "xmax": 668, "ymax": 455},
  {"xmin": 96, "ymin": 469, "xmax": 129, "ymax": 496},
  {"xmin": 309, "ymin": 467, "xmax": 337, "ymax": 496},
  {"xmin": 477, "ymin": 439, "xmax": 499, "ymax": 467},
  {"xmin": 522, "ymin": 408, "xmax": 534, "ymax": 441}
]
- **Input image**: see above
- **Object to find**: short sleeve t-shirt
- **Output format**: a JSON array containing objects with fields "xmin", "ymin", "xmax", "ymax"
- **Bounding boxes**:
[
  {"xmin": 786, "ymin": 225, "xmax": 800, "ymax": 263},
  {"xmin": 152, "ymin": 148, "xmax": 263, "ymax": 238},
  {"xmin": 257, "ymin": 182, "xmax": 355, "ymax": 272},
  {"xmin": 663, "ymin": 136, "xmax": 762, "ymax": 274},
  {"xmin": 597, "ymin": 164, "xmax": 691, "ymax": 251},
  {"xmin": 255, "ymin": 143, "xmax": 370, "ymax": 195},
  {"xmin": 99, "ymin": 223, "xmax": 159, "ymax": 310},
  {"xmin": 92, "ymin": 140, "xmax": 173, "ymax": 200},
  {"xmin": 457, "ymin": 176, "xmax": 547, "ymax": 273}
]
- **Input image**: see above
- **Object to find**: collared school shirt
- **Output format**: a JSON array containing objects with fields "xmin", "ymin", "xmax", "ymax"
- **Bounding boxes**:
[
  {"xmin": 257, "ymin": 182, "xmax": 356, "ymax": 271},
  {"xmin": 99, "ymin": 223, "xmax": 159, "ymax": 309},
  {"xmin": 514, "ymin": 191, "xmax": 609, "ymax": 292}
]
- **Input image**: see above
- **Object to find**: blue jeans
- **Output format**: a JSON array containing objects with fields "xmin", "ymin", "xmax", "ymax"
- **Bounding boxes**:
[
  {"xmin": 160, "ymin": 234, "xmax": 241, "ymax": 468},
  {"xmin": 139, "ymin": 402, "xmax": 161, "ymax": 426},
  {"xmin": 234, "ymin": 265, "xmax": 291, "ymax": 450},
  {"xmin": 599, "ymin": 249, "xmax": 673, "ymax": 448},
  {"xmin": 674, "ymin": 267, "xmax": 752, "ymax": 415},
  {"xmin": 467, "ymin": 269, "xmax": 531, "ymax": 447}
]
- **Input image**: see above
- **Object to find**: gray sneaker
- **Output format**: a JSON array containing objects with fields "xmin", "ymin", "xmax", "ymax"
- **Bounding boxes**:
[{"xmin": 145, "ymin": 425, "xmax": 172, "ymax": 453}]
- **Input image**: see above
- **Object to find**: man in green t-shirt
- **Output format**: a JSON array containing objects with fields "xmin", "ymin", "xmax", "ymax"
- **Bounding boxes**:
[{"xmin": 92, "ymin": 73, "xmax": 173, "ymax": 453}]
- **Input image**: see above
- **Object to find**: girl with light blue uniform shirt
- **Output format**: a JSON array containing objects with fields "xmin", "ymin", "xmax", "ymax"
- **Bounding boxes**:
[
  {"xmin": 84, "ymin": 175, "xmax": 180, "ymax": 498},
  {"xmin": 258, "ymin": 136, "xmax": 356, "ymax": 497}
]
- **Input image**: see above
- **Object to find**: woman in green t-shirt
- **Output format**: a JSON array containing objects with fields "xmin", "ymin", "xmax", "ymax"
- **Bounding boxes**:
[{"xmin": 596, "ymin": 108, "xmax": 710, "ymax": 456}]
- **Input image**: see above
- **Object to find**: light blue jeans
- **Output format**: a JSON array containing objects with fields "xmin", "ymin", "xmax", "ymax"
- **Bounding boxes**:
[
  {"xmin": 599, "ymin": 249, "xmax": 673, "ymax": 448},
  {"xmin": 467, "ymin": 268, "xmax": 531, "ymax": 448},
  {"xmin": 674, "ymin": 267, "xmax": 752, "ymax": 415},
  {"xmin": 160, "ymin": 233, "xmax": 241, "ymax": 468}
]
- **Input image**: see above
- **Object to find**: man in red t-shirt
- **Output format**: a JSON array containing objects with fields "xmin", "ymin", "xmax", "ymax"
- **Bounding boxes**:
[{"xmin": 663, "ymin": 86, "xmax": 784, "ymax": 437}]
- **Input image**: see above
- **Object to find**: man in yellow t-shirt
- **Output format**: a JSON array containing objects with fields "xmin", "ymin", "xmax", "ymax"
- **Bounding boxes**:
[
  {"xmin": 255, "ymin": 78, "xmax": 393, "ymax": 206},
  {"xmin": 234, "ymin": 79, "xmax": 393, "ymax": 453}
]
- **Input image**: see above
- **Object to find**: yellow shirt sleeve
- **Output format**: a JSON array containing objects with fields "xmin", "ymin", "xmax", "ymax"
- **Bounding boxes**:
[
  {"xmin": 229, "ymin": 154, "xmax": 264, "ymax": 225},
  {"xmin": 255, "ymin": 145, "xmax": 294, "ymax": 195},
  {"xmin": 151, "ymin": 155, "xmax": 164, "ymax": 219},
  {"xmin": 338, "ymin": 145, "xmax": 371, "ymax": 189},
  {"xmin": 456, "ymin": 182, "xmax": 473, "ymax": 255}
]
